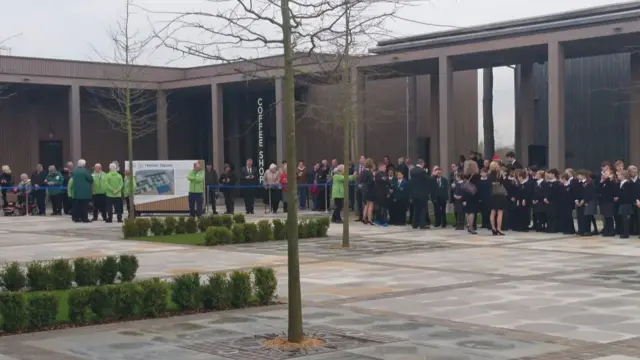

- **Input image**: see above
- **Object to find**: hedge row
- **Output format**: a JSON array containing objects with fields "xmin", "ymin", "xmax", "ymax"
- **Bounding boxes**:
[
  {"xmin": 0, "ymin": 255, "xmax": 139, "ymax": 292},
  {"xmin": 123, "ymin": 214, "xmax": 331, "ymax": 245},
  {"xmin": 204, "ymin": 217, "xmax": 330, "ymax": 246},
  {"xmin": 123, "ymin": 213, "xmax": 247, "ymax": 238},
  {"xmin": 0, "ymin": 267, "xmax": 277, "ymax": 334}
]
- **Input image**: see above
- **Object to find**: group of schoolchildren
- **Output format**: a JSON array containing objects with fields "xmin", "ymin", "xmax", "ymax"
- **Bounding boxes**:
[{"xmin": 452, "ymin": 157, "xmax": 640, "ymax": 239}]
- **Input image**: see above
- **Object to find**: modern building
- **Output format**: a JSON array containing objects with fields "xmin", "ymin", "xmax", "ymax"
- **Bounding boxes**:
[
  {"xmin": 360, "ymin": 1, "xmax": 640, "ymax": 171},
  {"xmin": 0, "ymin": 54, "xmax": 477, "ymax": 178},
  {"xmin": 2, "ymin": 1, "xmax": 640, "ymax": 178}
]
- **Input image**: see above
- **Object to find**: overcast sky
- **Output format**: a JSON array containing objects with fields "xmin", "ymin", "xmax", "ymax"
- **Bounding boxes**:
[{"xmin": 0, "ymin": 0, "xmax": 632, "ymax": 147}]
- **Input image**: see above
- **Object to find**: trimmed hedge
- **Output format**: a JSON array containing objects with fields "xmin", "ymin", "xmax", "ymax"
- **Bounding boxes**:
[
  {"xmin": 0, "ymin": 267, "xmax": 278, "ymax": 334},
  {"xmin": 0, "ymin": 255, "xmax": 139, "ymax": 292},
  {"xmin": 124, "ymin": 214, "xmax": 331, "ymax": 245}
]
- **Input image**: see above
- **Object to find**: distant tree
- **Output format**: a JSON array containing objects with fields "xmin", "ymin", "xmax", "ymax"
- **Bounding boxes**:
[{"xmin": 88, "ymin": 0, "xmax": 164, "ymax": 218}]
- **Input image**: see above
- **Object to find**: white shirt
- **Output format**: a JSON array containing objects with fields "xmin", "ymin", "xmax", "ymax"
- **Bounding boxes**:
[
  {"xmin": 620, "ymin": 179, "xmax": 627, "ymax": 188},
  {"xmin": 521, "ymin": 178, "xmax": 529, "ymax": 184},
  {"xmin": 537, "ymin": 179, "xmax": 543, "ymax": 186}
]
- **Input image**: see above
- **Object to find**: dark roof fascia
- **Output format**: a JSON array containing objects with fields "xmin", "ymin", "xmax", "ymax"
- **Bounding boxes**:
[
  {"xmin": 377, "ymin": 1, "xmax": 640, "ymax": 48},
  {"xmin": 371, "ymin": 9, "xmax": 640, "ymax": 54}
]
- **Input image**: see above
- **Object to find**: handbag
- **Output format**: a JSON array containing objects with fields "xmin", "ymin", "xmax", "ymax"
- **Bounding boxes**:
[{"xmin": 491, "ymin": 181, "xmax": 507, "ymax": 196}]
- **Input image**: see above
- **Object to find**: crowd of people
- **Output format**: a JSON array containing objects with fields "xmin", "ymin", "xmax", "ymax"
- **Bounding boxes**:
[
  {"xmin": 0, "ymin": 160, "xmax": 135, "ymax": 223},
  {"xmin": 3, "ymin": 152, "xmax": 640, "ymax": 239}
]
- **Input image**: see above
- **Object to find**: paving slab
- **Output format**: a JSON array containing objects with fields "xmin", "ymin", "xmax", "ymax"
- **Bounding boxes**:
[
  {"xmin": 361, "ymin": 247, "xmax": 627, "ymax": 276},
  {"xmin": 1, "ymin": 217, "xmax": 640, "ymax": 358}
]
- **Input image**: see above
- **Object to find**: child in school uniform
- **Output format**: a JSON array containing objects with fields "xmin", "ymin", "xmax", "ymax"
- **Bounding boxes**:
[
  {"xmin": 532, "ymin": 170, "xmax": 547, "ymax": 232},
  {"xmin": 517, "ymin": 170, "xmax": 534, "ymax": 232},
  {"xmin": 544, "ymin": 169, "xmax": 562, "ymax": 233},
  {"xmin": 478, "ymin": 168, "xmax": 491, "ymax": 229},
  {"xmin": 616, "ymin": 170, "xmax": 634, "ymax": 239},
  {"xmin": 599, "ymin": 168, "xmax": 616, "ymax": 237},
  {"xmin": 505, "ymin": 170, "xmax": 519, "ymax": 231},
  {"xmin": 453, "ymin": 172, "xmax": 465, "ymax": 230},
  {"xmin": 461, "ymin": 173, "xmax": 479, "ymax": 234},
  {"xmin": 559, "ymin": 173, "xmax": 576, "ymax": 234}
]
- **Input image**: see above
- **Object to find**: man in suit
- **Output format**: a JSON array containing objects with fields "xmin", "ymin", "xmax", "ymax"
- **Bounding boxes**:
[
  {"xmin": 431, "ymin": 166, "xmax": 449, "ymax": 228},
  {"xmin": 240, "ymin": 159, "xmax": 258, "ymax": 214},
  {"xmin": 355, "ymin": 155, "xmax": 366, "ymax": 221},
  {"xmin": 409, "ymin": 159, "xmax": 430, "ymax": 229},
  {"xmin": 505, "ymin": 151, "xmax": 523, "ymax": 170}
]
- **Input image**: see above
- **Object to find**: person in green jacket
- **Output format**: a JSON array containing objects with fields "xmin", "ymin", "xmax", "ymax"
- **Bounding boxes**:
[
  {"xmin": 104, "ymin": 163, "xmax": 124, "ymax": 223},
  {"xmin": 123, "ymin": 169, "xmax": 136, "ymax": 216},
  {"xmin": 331, "ymin": 164, "xmax": 356, "ymax": 223},
  {"xmin": 71, "ymin": 159, "xmax": 93, "ymax": 223},
  {"xmin": 45, "ymin": 165, "xmax": 64, "ymax": 215},
  {"xmin": 187, "ymin": 162, "xmax": 205, "ymax": 217},
  {"xmin": 91, "ymin": 163, "xmax": 107, "ymax": 221}
]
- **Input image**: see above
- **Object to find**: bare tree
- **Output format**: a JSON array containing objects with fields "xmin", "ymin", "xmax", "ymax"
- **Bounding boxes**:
[
  {"xmin": 146, "ymin": 0, "xmax": 414, "ymax": 343},
  {"xmin": 0, "ymin": 35, "xmax": 20, "ymax": 102},
  {"xmin": 89, "ymin": 0, "xmax": 163, "ymax": 218}
]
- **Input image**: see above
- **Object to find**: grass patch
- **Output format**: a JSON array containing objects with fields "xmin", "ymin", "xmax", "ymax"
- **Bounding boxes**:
[{"xmin": 131, "ymin": 233, "xmax": 204, "ymax": 246}]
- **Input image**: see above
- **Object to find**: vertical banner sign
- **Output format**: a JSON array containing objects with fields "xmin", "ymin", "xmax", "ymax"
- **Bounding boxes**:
[{"xmin": 257, "ymin": 97, "xmax": 265, "ymax": 183}]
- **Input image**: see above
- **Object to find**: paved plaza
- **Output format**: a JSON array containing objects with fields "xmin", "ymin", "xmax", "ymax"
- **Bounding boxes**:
[{"xmin": 2, "ymin": 216, "xmax": 640, "ymax": 359}]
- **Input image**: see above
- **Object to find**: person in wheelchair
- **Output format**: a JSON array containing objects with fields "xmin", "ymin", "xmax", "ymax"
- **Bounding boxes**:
[{"xmin": 16, "ymin": 173, "xmax": 36, "ymax": 215}]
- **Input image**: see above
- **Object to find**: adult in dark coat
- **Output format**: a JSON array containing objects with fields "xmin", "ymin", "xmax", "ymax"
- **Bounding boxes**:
[
  {"xmin": 240, "ymin": 159, "xmax": 259, "ymax": 214},
  {"xmin": 31, "ymin": 164, "xmax": 47, "ymax": 215},
  {"xmin": 71, "ymin": 159, "xmax": 94, "ymax": 223},
  {"xmin": 219, "ymin": 164, "xmax": 237, "ymax": 214},
  {"xmin": 409, "ymin": 159, "xmax": 430, "ymax": 229},
  {"xmin": 205, "ymin": 164, "xmax": 219, "ymax": 214}
]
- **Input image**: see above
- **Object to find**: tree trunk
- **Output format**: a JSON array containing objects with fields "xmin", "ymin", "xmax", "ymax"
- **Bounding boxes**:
[
  {"xmin": 281, "ymin": 0, "xmax": 303, "ymax": 343},
  {"xmin": 126, "ymin": 87, "xmax": 135, "ymax": 219},
  {"xmin": 342, "ymin": 5, "xmax": 351, "ymax": 248},
  {"xmin": 482, "ymin": 68, "xmax": 495, "ymax": 160}
]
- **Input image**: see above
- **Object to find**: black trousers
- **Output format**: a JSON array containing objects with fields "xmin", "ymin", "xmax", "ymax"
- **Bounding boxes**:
[
  {"xmin": 208, "ymin": 190, "xmax": 219, "ymax": 214},
  {"xmin": 244, "ymin": 188, "xmax": 255, "ymax": 213},
  {"xmin": 520, "ymin": 206, "xmax": 531, "ymax": 231},
  {"xmin": 223, "ymin": 192, "xmax": 234, "ymax": 214},
  {"xmin": 559, "ymin": 207, "xmax": 575, "ymax": 234},
  {"xmin": 631, "ymin": 207, "xmax": 640, "ymax": 235},
  {"xmin": 480, "ymin": 200, "xmax": 490, "ymax": 228},
  {"xmin": 603, "ymin": 217, "xmax": 616, "ymax": 236},
  {"xmin": 1, "ymin": 189, "xmax": 7, "ymax": 207},
  {"xmin": 411, "ymin": 198, "xmax": 427, "ymax": 229},
  {"xmin": 266, "ymin": 189, "xmax": 281, "ymax": 213},
  {"xmin": 432, "ymin": 200, "xmax": 447, "ymax": 227},
  {"xmin": 92, "ymin": 194, "xmax": 107, "ymax": 220},
  {"xmin": 188, "ymin": 192, "xmax": 203, "ymax": 217},
  {"xmin": 533, "ymin": 211, "xmax": 547, "ymax": 231},
  {"xmin": 73, "ymin": 199, "xmax": 90, "ymax": 222},
  {"xmin": 106, "ymin": 197, "xmax": 123, "ymax": 222},
  {"xmin": 546, "ymin": 204, "xmax": 558, "ymax": 233},
  {"xmin": 35, "ymin": 190, "xmax": 46, "ymax": 215},
  {"xmin": 389, "ymin": 201, "xmax": 407, "ymax": 225},
  {"xmin": 50, "ymin": 193, "xmax": 63, "ymax": 215},
  {"xmin": 332, "ymin": 198, "xmax": 344, "ymax": 222},
  {"xmin": 62, "ymin": 192, "xmax": 72, "ymax": 214}
]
